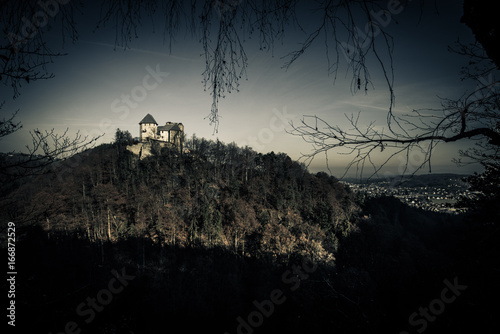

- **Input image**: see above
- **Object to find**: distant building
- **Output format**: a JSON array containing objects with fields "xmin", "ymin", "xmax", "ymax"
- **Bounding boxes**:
[{"xmin": 139, "ymin": 113, "xmax": 184, "ymax": 150}]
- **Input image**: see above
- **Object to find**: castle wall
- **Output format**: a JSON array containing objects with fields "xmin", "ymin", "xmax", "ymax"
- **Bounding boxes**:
[
  {"xmin": 138, "ymin": 115, "xmax": 184, "ymax": 152},
  {"xmin": 158, "ymin": 130, "xmax": 168, "ymax": 142},
  {"xmin": 140, "ymin": 123, "xmax": 157, "ymax": 142}
]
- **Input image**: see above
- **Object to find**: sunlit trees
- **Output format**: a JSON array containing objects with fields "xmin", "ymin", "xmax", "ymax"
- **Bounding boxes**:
[{"xmin": 18, "ymin": 137, "xmax": 350, "ymax": 262}]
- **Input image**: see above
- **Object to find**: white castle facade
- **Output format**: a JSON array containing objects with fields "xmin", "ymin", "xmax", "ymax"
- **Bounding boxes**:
[
  {"xmin": 139, "ymin": 113, "xmax": 184, "ymax": 148},
  {"xmin": 127, "ymin": 114, "xmax": 184, "ymax": 158}
]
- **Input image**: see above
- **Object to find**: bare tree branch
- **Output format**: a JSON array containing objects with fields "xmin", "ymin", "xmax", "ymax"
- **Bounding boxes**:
[
  {"xmin": 289, "ymin": 70, "xmax": 500, "ymax": 179},
  {"xmin": 1, "ymin": 0, "xmax": 80, "ymax": 98}
]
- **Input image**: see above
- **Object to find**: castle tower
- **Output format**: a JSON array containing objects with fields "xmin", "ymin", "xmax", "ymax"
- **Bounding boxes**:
[{"xmin": 139, "ymin": 113, "xmax": 158, "ymax": 142}]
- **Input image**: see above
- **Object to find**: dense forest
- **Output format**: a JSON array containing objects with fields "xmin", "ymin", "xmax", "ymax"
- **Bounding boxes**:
[{"xmin": 1, "ymin": 131, "xmax": 499, "ymax": 333}]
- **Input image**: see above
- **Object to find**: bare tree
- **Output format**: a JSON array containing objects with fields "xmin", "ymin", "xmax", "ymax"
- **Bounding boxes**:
[
  {"xmin": 2, "ymin": 1, "xmax": 407, "ymax": 131},
  {"xmin": 0, "ymin": 110, "xmax": 101, "ymax": 181},
  {"xmin": 288, "ymin": 1, "xmax": 500, "ymax": 179},
  {"xmin": 94, "ymin": 0, "xmax": 401, "ymax": 131},
  {"xmin": 1, "ymin": 0, "xmax": 79, "ymax": 98},
  {"xmin": 1, "ymin": 0, "xmax": 99, "ymax": 183},
  {"xmin": 289, "ymin": 68, "xmax": 500, "ymax": 178}
]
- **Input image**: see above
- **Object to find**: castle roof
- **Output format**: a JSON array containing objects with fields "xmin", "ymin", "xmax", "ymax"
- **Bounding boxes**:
[
  {"xmin": 139, "ymin": 113, "xmax": 158, "ymax": 124},
  {"xmin": 158, "ymin": 123, "xmax": 182, "ymax": 131}
]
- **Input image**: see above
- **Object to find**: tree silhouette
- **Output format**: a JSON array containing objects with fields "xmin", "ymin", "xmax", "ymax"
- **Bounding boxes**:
[
  {"xmin": 1, "ymin": 0, "xmax": 79, "ymax": 98},
  {"xmin": 289, "ymin": 0, "xmax": 500, "ymax": 178},
  {"xmin": 114, "ymin": 128, "xmax": 134, "ymax": 146},
  {"xmin": 0, "ymin": 0, "xmax": 99, "ymax": 182},
  {"xmin": 2, "ymin": 0, "xmax": 400, "ymax": 129},
  {"xmin": 0, "ymin": 109, "xmax": 101, "ymax": 184}
]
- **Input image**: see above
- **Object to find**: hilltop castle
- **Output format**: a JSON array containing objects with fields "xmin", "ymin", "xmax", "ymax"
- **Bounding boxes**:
[
  {"xmin": 139, "ymin": 113, "xmax": 184, "ymax": 147},
  {"xmin": 128, "ymin": 114, "xmax": 184, "ymax": 158}
]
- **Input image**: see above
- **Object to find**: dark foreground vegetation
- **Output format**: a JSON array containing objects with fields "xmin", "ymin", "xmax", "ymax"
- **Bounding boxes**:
[{"xmin": 1, "ymin": 134, "xmax": 499, "ymax": 333}]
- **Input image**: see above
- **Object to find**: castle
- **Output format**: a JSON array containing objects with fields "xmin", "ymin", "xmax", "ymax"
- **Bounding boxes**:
[
  {"xmin": 127, "ymin": 114, "xmax": 184, "ymax": 158},
  {"xmin": 139, "ymin": 113, "xmax": 184, "ymax": 148}
]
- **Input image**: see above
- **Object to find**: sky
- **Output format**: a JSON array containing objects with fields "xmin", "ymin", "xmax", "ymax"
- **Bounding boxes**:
[{"xmin": 0, "ymin": 0, "xmax": 483, "ymax": 177}]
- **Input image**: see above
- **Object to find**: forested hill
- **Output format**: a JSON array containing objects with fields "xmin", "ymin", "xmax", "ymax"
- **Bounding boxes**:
[
  {"xmin": 4, "ymin": 136, "xmax": 356, "ymax": 261},
  {"xmin": 1, "ymin": 136, "xmax": 498, "ymax": 333}
]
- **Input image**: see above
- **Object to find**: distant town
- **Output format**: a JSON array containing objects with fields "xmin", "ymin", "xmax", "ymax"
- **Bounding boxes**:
[{"xmin": 342, "ymin": 173, "xmax": 473, "ymax": 214}]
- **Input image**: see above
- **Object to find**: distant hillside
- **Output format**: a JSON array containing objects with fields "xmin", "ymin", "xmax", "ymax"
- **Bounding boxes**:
[{"xmin": 345, "ymin": 173, "xmax": 470, "ymax": 187}]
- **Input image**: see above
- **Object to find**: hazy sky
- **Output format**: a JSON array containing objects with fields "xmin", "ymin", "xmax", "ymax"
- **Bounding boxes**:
[{"xmin": 0, "ymin": 0, "xmax": 482, "ymax": 176}]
